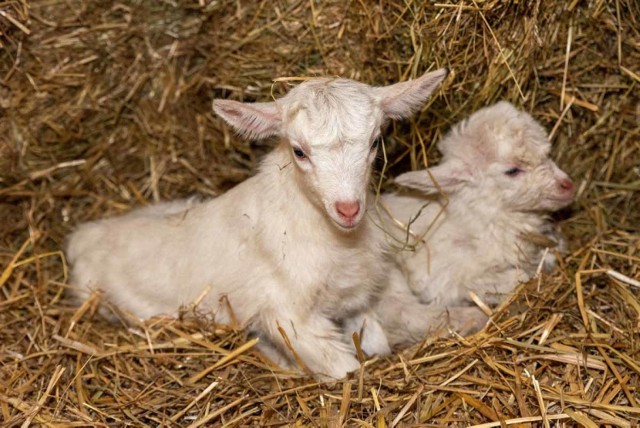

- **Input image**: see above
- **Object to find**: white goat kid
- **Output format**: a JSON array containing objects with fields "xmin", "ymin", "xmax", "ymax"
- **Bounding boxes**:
[
  {"xmin": 381, "ymin": 101, "xmax": 575, "ymax": 324},
  {"xmin": 67, "ymin": 69, "xmax": 447, "ymax": 380}
]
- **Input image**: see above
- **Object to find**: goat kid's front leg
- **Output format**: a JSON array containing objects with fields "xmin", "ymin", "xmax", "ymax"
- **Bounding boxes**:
[
  {"xmin": 466, "ymin": 264, "xmax": 536, "ymax": 307},
  {"xmin": 256, "ymin": 308, "xmax": 360, "ymax": 381},
  {"xmin": 343, "ymin": 311, "xmax": 392, "ymax": 357},
  {"xmin": 437, "ymin": 305, "xmax": 489, "ymax": 336},
  {"xmin": 373, "ymin": 268, "xmax": 442, "ymax": 346},
  {"xmin": 375, "ymin": 268, "xmax": 489, "ymax": 345}
]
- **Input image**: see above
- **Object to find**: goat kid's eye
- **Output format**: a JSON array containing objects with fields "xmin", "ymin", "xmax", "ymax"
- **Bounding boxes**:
[
  {"xmin": 504, "ymin": 167, "xmax": 523, "ymax": 177},
  {"xmin": 371, "ymin": 137, "xmax": 381, "ymax": 152},
  {"xmin": 292, "ymin": 147, "xmax": 307, "ymax": 160}
]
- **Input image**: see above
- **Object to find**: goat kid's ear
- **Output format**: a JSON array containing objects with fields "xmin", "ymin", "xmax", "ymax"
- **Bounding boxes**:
[
  {"xmin": 395, "ymin": 161, "xmax": 471, "ymax": 194},
  {"xmin": 374, "ymin": 68, "xmax": 448, "ymax": 120},
  {"xmin": 213, "ymin": 99, "xmax": 282, "ymax": 140}
]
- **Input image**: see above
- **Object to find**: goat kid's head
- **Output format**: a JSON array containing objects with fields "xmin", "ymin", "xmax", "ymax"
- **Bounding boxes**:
[
  {"xmin": 213, "ymin": 69, "xmax": 447, "ymax": 230},
  {"xmin": 395, "ymin": 101, "xmax": 575, "ymax": 212}
]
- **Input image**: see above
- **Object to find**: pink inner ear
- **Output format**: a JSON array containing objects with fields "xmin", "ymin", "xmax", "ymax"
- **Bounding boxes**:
[
  {"xmin": 214, "ymin": 100, "xmax": 282, "ymax": 139},
  {"xmin": 221, "ymin": 106, "xmax": 243, "ymax": 118}
]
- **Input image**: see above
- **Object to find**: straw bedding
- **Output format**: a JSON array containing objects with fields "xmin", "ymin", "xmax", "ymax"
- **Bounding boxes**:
[{"xmin": 1, "ymin": 0, "xmax": 638, "ymax": 426}]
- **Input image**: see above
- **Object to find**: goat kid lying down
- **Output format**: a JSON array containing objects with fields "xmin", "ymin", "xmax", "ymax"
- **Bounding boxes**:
[
  {"xmin": 66, "ymin": 69, "xmax": 447, "ymax": 380},
  {"xmin": 377, "ymin": 101, "xmax": 575, "ymax": 335}
]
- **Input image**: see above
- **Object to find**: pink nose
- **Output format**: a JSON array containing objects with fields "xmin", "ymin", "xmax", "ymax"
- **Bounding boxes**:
[
  {"xmin": 335, "ymin": 201, "xmax": 360, "ymax": 220},
  {"xmin": 559, "ymin": 177, "xmax": 574, "ymax": 192}
]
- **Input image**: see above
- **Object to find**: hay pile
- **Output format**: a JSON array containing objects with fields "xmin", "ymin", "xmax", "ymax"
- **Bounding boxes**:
[{"xmin": 1, "ymin": 0, "xmax": 639, "ymax": 425}]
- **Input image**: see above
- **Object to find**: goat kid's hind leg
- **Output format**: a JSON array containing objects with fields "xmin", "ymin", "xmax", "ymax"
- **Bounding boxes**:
[{"xmin": 257, "ymin": 308, "xmax": 360, "ymax": 381}]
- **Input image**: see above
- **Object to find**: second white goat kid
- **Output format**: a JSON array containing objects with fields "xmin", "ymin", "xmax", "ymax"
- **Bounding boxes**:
[
  {"xmin": 66, "ymin": 69, "xmax": 448, "ymax": 380},
  {"xmin": 381, "ymin": 101, "xmax": 575, "ymax": 317}
]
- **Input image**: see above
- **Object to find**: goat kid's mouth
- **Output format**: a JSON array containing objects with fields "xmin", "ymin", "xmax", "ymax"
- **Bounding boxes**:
[
  {"xmin": 331, "ymin": 213, "xmax": 364, "ymax": 231},
  {"xmin": 544, "ymin": 194, "xmax": 574, "ymax": 209}
]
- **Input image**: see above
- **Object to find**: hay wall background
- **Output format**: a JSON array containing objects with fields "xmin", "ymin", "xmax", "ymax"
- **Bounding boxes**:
[{"xmin": 0, "ymin": 0, "xmax": 638, "ymax": 426}]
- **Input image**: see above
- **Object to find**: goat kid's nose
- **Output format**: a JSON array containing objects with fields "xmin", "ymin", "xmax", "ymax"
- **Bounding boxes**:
[
  {"xmin": 559, "ymin": 177, "xmax": 574, "ymax": 192},
  {"xmin": 335, "ymin": 201, "xmax": 360, "ymax": 220}
]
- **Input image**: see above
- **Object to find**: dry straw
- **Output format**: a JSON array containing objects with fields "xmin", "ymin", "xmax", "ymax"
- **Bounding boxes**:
[{"xmin": 1, "ymin": 0, "xmax": 638, "ymax": 426}]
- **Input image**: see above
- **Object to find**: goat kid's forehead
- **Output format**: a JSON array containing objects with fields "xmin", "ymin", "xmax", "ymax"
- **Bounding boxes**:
[
  {"xmin": 443, "ymin": 105, "xmax": 553, "ymax": 168},
  {"xmin": 503, "ymin": 141, "xmax": 550, "ymax": 168},
  {"xmin": 499, "ymin": 112, "xmax": 550, "ymax": 151},
  {"xmin": 493, "ymin": 127, "xmax": 551, "ymax": 166},
  {"xmin": 280, "ymin": 79, "xmax": 383, "ymax": 148}
]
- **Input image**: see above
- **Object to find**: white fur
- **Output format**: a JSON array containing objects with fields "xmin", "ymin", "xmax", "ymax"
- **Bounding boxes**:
[
  {"xmin": 369, "ymin": 266, "xmax": 489, "ymax": 347},
  {"xmin": 378, "ymin": 101, "xmax": 575, "ymax": 331},
  {"xmin": 66, "ymin": 69, "xmax": 447, "ymax": 380}
]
